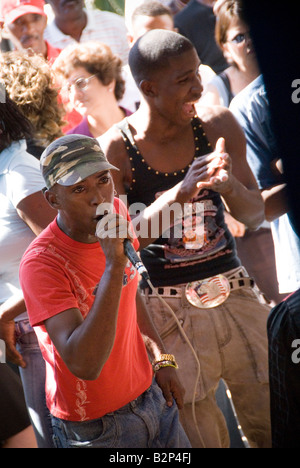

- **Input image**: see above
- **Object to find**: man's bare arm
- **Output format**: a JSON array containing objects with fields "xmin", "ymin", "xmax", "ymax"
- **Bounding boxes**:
[
  {"xmin": 196, "ymin": 106, "xmax": 265, "ymax": 230},
  {"xmin": 262, "ymin": 183, "xmax": 289, "ymax": 222}
]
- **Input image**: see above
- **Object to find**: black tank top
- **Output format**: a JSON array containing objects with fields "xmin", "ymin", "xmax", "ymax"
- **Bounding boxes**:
[{"xmin": 116, "ymin": 116, "xmax": 240, "ymax": 287}]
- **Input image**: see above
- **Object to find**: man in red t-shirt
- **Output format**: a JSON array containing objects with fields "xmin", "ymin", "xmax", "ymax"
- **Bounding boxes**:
[
  {"xmin": 20, "ymin": 134, "xmax": 190, "ymax": 448},
  {"xmin": 0, "ymin": 0, "xmax": 61, "ymax": 63}
]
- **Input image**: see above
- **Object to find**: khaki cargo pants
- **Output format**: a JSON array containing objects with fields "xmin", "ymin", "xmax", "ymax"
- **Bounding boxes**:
[{"xmin": 142, "ymin": 276, "xmax": 272, "ymax": 448}]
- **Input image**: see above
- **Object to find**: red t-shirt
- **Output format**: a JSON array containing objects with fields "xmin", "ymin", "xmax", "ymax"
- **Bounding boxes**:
[
  {"xmin": 46, "ymin": 41, "xmax": 61, "ymax": 65},
  {"xmin": 20, "ymin": 198, "xmax": 153, "ymax": 421}
]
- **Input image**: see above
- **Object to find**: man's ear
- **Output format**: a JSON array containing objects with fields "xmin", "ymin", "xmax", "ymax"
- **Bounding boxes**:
[
  {"xmin": 44, "ymin": 188, "xmax": 61, "ymax": 210},
  {"xmin": 139, "ymin": 79, "xmax": 158, "ymax": 98}
]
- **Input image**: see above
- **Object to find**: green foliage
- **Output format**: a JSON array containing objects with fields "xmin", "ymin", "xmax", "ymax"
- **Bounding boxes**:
[{"xmin": 93, "ymin": 0, "xmax": 125, "ymax": 16}]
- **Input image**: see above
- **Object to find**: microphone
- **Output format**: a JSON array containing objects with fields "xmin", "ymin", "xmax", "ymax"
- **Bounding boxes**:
[
  {"xmin": 123, "ymin": 238, "xmax": 150, "ymax": 281},
  {"xmin": 95, "ymin": 208, "xmax": 150, "ymax": 282}
]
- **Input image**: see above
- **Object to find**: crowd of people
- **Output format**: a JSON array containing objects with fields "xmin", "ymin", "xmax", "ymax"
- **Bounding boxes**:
[{"xmin": 0, "ymin": 0, "xmax": 299, "ymax": 449}]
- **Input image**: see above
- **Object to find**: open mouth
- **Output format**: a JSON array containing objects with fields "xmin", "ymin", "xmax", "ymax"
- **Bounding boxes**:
[{"xmin": 182, "ymin": 101, "xmax": 197, "ymax": 118}]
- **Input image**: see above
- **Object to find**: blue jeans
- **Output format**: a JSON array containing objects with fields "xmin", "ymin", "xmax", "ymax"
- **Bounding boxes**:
[
  {"xmin": 15, "ymin": 319, "xmax": 54, "ymax": 448},
  {"xmin": 51, "ymin": 379, "xmax": 191, "ymax": 448}
]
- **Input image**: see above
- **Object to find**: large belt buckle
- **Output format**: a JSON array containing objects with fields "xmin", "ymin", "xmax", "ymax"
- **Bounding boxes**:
[{"xmin": 185, "ymin": 274, "xmax": 230, "ymax": 309}]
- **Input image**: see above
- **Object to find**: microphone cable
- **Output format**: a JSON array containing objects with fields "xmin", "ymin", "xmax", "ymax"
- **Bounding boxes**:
[
  {"xmin": 145, "ymin": 277, "xmax": 205, "ymax": 448},
  {"xmin": 124, "ymin": 239, "xmax": 205, "ymax": 447}
]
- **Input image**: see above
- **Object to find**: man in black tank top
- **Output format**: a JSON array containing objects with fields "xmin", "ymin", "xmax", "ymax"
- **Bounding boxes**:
[{"xmin": 99, "ymin": 29, "xmax": 271, "ymax": 448}]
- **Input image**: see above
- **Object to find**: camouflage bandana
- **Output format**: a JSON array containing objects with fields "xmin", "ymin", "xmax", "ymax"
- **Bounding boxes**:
[{"xmin": 40, "ymin": 134, "xmax": 119, "ymax": 189}]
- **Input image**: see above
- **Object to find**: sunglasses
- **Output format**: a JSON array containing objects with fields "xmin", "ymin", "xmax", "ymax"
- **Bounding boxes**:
[
  {"xmin": 66, "ymin": 74, "xmax": 98, "ymax": 92},
  {"xmin": 229, "ymin": 32, "xmax": 251, "ymax": 45}
]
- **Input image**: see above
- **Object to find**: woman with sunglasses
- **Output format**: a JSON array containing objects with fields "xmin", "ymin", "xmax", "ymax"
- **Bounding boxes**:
[
  {"xmin": 198, "ymin": 0, "xmax": 284, "ymax": 307},
  {"xmin": 53, "ymin": 41, "xmax": 132, "ymax": 139},
  {"xmin": 200, "ymin": 0, "xmax": 260, "ymax": 107}
]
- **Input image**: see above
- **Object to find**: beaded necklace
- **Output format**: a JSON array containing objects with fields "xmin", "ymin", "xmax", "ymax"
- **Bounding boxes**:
[{"xmin": 120, "ymin": 116, "xmax": 212, "ymax": 187}]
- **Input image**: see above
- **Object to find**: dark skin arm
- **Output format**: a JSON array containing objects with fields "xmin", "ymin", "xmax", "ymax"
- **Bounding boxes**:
[
  {"xmin": 261, "ymin": 159, "xmax": 289, "ymax": 222},
  {"xmin": 17, "ymin": 190, "xmax": 57, "ymax": 236},
  {"xmin": 196, "ymin": 105, "xmax": 265, "ymax": 229},
  {"xmin": 0, "ymin": 294, "xmax": 27, "ymax": 368},
  {"xmin": 262, "ymin": 183, "xmax": 289, "ymax": 222}
]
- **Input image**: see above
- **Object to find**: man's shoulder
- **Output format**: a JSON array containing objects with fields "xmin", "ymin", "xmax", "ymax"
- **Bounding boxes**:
[
  {"xmin": 20, "ymin": 220, "xmax": 73, "ymax": 270},
  {"xmin": 98, "ymin": 121, "xmax": 128, "ymax": 155},
  {"xmin": 195, "ymin": 104, "xmax": 245, "ymax": 151},
  {"xmin": 196, "ymin": 104, "xmax": 236, "ymax": 131}
]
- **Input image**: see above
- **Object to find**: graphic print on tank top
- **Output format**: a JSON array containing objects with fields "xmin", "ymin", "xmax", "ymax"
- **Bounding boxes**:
[{"xmin": 158, "ymin": 188, "xmax": 227, "ymax": 265}]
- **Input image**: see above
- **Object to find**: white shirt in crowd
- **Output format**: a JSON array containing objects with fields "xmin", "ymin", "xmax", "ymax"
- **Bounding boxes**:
[
  {"xmin": 44, "ymin": 7, "xmax": 130, "ymax": 65},
  {"xmin": 0, "ymin": 141, "xmax": 45, "ymax": 318}
]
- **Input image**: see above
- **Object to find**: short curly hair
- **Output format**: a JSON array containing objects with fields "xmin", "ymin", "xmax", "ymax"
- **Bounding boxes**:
[
  {"xmin": 0, "ymin": 51, "xmax": 65, "ymax": 146},
  {"xmin": 53, "ymin": 41, "xmax": 125, "ymax": 101}
]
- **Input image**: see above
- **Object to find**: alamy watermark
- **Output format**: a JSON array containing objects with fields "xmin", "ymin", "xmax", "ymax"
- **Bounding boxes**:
[
  {"xmin": 96, "ymin": 195, "xmax": 205, "ymax": 247},
  {"xmin": 291, "ymin": 339, "xmax": 300, "ymax": 364},
  {"xmin": 291, "ymin": 79, "xmax": 300, "ymax": 104},
  {"xmin": 0, "ymin": 339, "xmax": 6, "ymax": 364}
]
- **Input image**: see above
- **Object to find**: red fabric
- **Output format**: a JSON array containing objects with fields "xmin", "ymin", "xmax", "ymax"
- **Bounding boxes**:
[
  {"xmin": 46, "ymin": 41, "xmax": 61, "ymax": 64},
  {"xmin": 0, "ymin": 0, "xmax": 46, "ymax": 24},
  {"xmin": 20, "ymin": 198, "xmax": 153, "ymax": 421}
]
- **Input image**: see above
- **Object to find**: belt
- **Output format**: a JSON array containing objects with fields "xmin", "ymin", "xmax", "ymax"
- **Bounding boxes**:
[
  {"xmin": 142, "ymin": 267, "xmax": 255, "ymax": 308},
  {"xmin": 143, "ymin": 268, "xmax": 254, "ymax": 297},
  {"xmin": 144, "ymin": 278, "xmax": 254, "ymax": 297}
]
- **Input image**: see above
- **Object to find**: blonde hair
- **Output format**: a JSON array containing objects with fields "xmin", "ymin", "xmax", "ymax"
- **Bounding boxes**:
[
  {"xmin": 0, "ymin": 51, "xmax": 65, "ymax": 146},
  {"xmin": 53, "ymin": 41, "xmax": 125, "ymax": 101}
]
